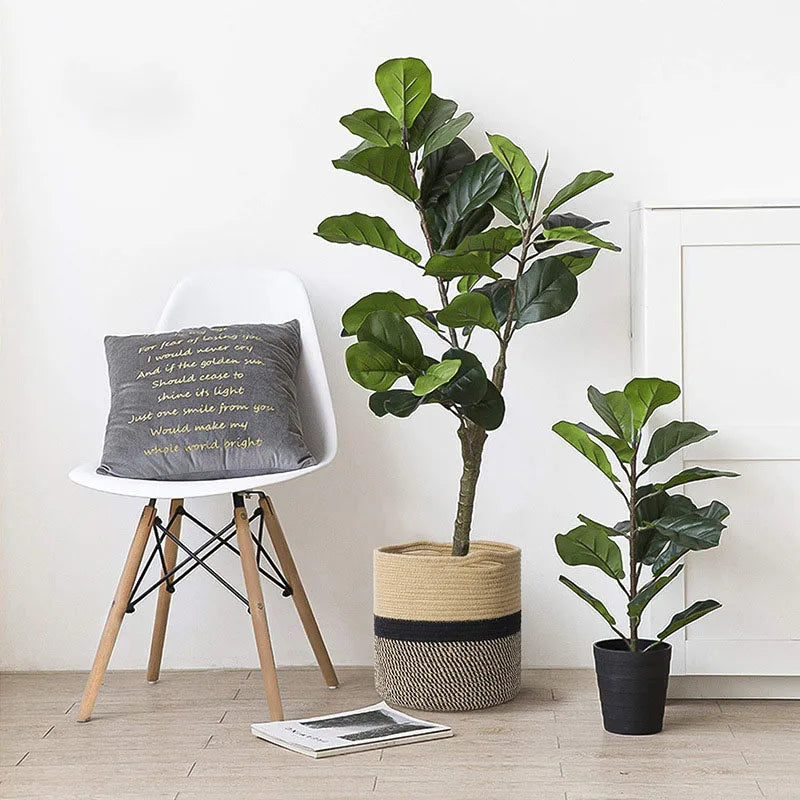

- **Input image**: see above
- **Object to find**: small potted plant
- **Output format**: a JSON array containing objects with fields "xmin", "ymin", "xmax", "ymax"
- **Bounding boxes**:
[
  {"xmin": 552, "ymin": 377, "xmax": 738, "ymax": 734},
  {"xmin": 316, "ymin": 57, "xmax": 619, "ymax": 711}
]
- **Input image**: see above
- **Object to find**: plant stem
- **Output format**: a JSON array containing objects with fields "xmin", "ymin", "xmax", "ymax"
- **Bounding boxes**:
[
  {"xmin": 451, "ymin": 421, "xmax": 488, "ymax": 556},
  {"xmin": 628, "ymin": 445, "xmax": 640, "ymax": 651}
]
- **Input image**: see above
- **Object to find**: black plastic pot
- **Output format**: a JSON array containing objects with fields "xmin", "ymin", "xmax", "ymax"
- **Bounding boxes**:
[{"xmin": 593, "ymin": 639, "xmax": 672, "ymax": 735}]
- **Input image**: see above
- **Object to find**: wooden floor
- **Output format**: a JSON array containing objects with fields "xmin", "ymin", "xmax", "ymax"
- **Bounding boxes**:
[{"xmin": 1, "ymin": 668, "xmax": 798, "ymax": 800}]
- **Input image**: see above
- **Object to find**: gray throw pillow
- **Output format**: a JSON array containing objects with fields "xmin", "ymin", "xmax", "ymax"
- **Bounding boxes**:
[{"xmin": 98, "ymin": 320, "xmax": 316, "ymax": 480}]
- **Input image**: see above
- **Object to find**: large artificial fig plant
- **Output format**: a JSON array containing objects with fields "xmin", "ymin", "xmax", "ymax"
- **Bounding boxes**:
[
  {"xmin": 553, "ymin": 378, "xmax": 738, "ymax": 651},
  {"xmin": 317, "ymin": 57, "xmax": 619, "ymax": 556}
]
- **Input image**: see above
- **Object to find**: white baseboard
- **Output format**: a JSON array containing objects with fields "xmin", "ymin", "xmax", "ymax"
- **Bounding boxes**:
[{"xmin": 668, "ymin": 675, "xmax": 800, "ymax": 699}]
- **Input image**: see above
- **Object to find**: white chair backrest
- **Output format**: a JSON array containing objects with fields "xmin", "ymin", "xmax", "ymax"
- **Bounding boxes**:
[{"xmin": 156, "ymin": 270, "xmax": 336, "ymax": 467}]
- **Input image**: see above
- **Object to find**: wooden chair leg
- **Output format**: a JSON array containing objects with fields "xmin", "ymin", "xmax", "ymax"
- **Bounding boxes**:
[
  {"xmin": 78, "ymin": 501, "xmax": 156, "ymax": 722},
  {"xmin": 146, "ymin": 498, "xmax": 183, "ymax": 683},
  {"xmin": 258, "ymin": 496, "xmax": 339, "ymax": 689},
  {"xmin": 234, "ymin": 496, "xmax": 284, "ymax": 721}
]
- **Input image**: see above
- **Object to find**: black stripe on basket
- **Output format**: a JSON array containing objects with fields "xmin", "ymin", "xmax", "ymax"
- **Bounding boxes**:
[{"xmin": 374, "ymin": 611, "xmax": 521, "ymax": 643}]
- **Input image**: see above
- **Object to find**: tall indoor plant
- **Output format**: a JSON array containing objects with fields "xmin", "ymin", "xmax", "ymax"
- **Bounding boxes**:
[
  {"xmin": 553, "ymin": 377, "xmax": 738, "ymax": 733},
  {"xmin": 317, "ymin": 57, "xmax": 619, "ymax": 710}
]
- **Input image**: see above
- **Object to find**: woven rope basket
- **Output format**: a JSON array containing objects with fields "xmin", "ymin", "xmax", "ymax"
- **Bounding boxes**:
[{"xmin": 374, "ymin": 540, "xmax": 521, "ymax": 712}]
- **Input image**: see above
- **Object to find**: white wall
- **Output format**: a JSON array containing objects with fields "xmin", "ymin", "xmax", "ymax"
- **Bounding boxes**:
[{"xmin": 2, "ymin": 0, "xmax": 799, "ymax": 671}]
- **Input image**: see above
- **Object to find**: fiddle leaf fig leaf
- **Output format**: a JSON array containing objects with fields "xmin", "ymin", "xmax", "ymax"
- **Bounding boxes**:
[
  {"xmin": 576, "ymin": 422, "xmax": 635, "ymax": 463},
  {"xmin": 408, "ymin": 93, "xmax": 457, "ymax": 151},
  {"xmin": 424, "ymin": 252, "xmax": 500, "ymax": 281},
  {"xmin": 460, "ymin": 381, "xmax": 504, "ymax": 430},
  {"xmin": 487, "ymin": 133, "xmax": 535, "ymax": 201},
  {"xmin": 587, "ymin": 386, "xmax": 634, "ymax": 443},
  {"xmin": 422, "ymin": 113, "xmax": 474, "ymax": 161},
  {"xmin": 356, "ymin": 310, "xmax": 426, "ymax": 371},
  {"xmin": 339, "ymin": 108, "xmax": 402, "ymax": 146},
  {"xmin": 515, "ymin": 257, "xmax": 578, "ymax": 328},
  {"xmin": 375, "ymin": 57, "xmax": 432, "ymax": 130},
  {"xmin": 560, "ymin": 247, "xmax": 600, "ymax": 276},
  {"xmin": 653, "ymin": 467, "xmax": 739, "ymax": 493},
  {"xmin": 437, "ymin": 293, "xmax": 500, "ymax": 331},
  {"xmin": 624, "ymin": 377, "xmax": 681, "ymax": 430},
  {"xmin": 552, "ymin": 421, "xmax": 620, "ymax": 482},
  {"xmin": 628, "ymin": 564, "xmax": 684, "ymax": 623},
  {"xmin": 445, "ymin": 204, "xmax": 495, "ymax": 250},
  {"xmin": 333, "ymin": 145, "xmax": 419, "ymax": 202},
  {"xmin": 342, "ymin": 292, "xmax": 433, "ymax": 335},
  {"xmin": 454, "ymin": 226, "xmax": 523, "ymax": 266},
  {"xmin": 542, "ymin": 225, "xmax": 620, "ymax": 252},
  {"xmin": 544, "ymin": 213, "xmax": 609, "ymax": 231},
  {"xmin": 337, "ymin": 139, "xmax": 378, "ymax": 161},
  {"xmin": 543, "ymin": 170, "xmax": 614, "ymax": 216},
  {"xmin": 559, "ymin": 575, "xmax": 619, "ymax": 631},
  {"xmin": 316, "ymin": 214, "xmax": 421, "ymax": 264},
  {"xmin": 655, "ymin": 599, "xmax": 722, "ymax": 643},
  {"xmin": 652, "ymin": 511, "xmax": 725, "ymax": 551},
  {"xmin": 438, "ymin": 348, "xmax": 488, "ymax": 406},
  {"xmin": 644, "ymin": 421, "xmax": 717, "ymax": 465},
  {"xmin": 420, "ymin": 138, "xmax": 475, "ymax": 207},
  {"xmin": 578, "ymin": 514, "xmax": 628, "ymax": 538},
  {"xmin": 475, "ymin": 278, "xmax": 514, "ymax": 327},
  {"xmin": 345, "ymin": 342, "xmax": 405, "ymax": 391},
  {"xmin": 555, "ymin": 525, "xmax": 625, "ymax": 579},
  {"xmin": 369, "ymin": 389, "xmax": 423, "ymax": 418},
  {"xmin": 412, "ymin": 359, "xmax": 462, "ymax": 396},
  {"xmin": 489, "ymin": 172, "xmax": 526, "ymax": 224}
]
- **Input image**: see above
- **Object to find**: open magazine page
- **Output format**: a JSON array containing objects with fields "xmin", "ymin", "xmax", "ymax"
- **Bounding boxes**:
[{"xmin": 251, "ymin": 702, "xmax": 452, "ymax": 756}]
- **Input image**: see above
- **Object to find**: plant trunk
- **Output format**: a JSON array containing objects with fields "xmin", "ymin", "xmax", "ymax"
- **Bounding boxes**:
[{"xmin": 451, "ymin": 421, "xmax": 488, "ymax": 556}]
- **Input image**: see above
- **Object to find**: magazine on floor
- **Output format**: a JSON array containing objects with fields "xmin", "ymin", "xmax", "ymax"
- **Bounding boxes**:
[{"xmin": 251, "ymin": 701, "xmax": 453, "ymax": 758}]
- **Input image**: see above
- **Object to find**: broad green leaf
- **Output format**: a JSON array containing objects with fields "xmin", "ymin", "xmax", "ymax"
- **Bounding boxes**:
[
  {"xmin": 656, "ymin": 599, "xmax": 721, "ymax": 642},
  {"xmin": 460, "ymin": 381, "xmax": 504, "ymax": 430},
  {"xmin": 422, "ymin": 113, "xmax": 474, "ymax": 161},
  {"xmin": 338, "ymin": 139, "xmax": 377, "ymax": 161},
  {"xmin": 624, "ymin": 377, "xmax": 681, "ymax": 430},
  {"xmin": 543, "ymin": 170, "xmax": 614, "ymax": 216},
  {"xmin": 369, "ymin": 389, "xmax": 423, "ymax": 418},
  {"xmin": 316, "ymin": 214, "xmax": 421, "ymax": 264},
  {"xmin": 356, "ymin": 310, "xmax": 425, "ymax": 371},
  {"xmin": 559, "ymin": 575, "xmax": 619, "ymax": 630},
  {"xmin": 578, "ymin": 514, "xmax": 627, "ymax": 538},
  {"xmin": 489, "ymin": 172, "xmax": 526, "ymax": 224},
  {"xmin": 552, "ymin": 421, "xmax": 620, "ymax": 482},
  {"xmin": 438, "ymin": 348, "xmax": 488, "ymax": 406},
  {"xmin": 412, "ymin": 359, "xmax": 462, "ymax": 396},
  {"xmin": 544, "ymin": 213, "xmax": 609, "ymax": 231},
  {"xmin": 560, "ymin": 247, "xmax": 600, "ymax": 276},
  {"xmin": 457, "ymin": 274, "xmax": 481, "ymax": 293},
  {"xmin": 454, "ymin": 226, "xmax": 522, "ymax": 266},
  {"xmin": 436, "ymin": 154, "xmax": 506, "ymax": 246},
  {"xmin": 333, "ymin": 145, "xmax": 419, "ymax": 202},
  {"xmin": 345, "ymin": 342, "xmax": 404, "ymax": 391},
  {"xmin": 576, "ymin": 422, "xmax": 635, "ymax": 462},
  {"xmin": 555, "ymin": 525, "xmax": 625, "ymax": 579},
  {"xmin": 653, "ymin": 511, "xmax": 725, "ymax": 551},
  {"xmin": 515, "ymin": 256, "xmax": 578, "ymax": 328},
  {"xmin": 374, "ymin": 57, "xmax": 432, "ymax": 129},
  {"xmin": 587, "ymin": 386, "xmax": 634, "ymax": 443},
  {"xmin": 407, "ymin": 93, "xmax": 457, "ymax": 151},
  {"xmin": 342, "ymin": 292, "xmax": 431, "ymax": 335},
  {"xmin": 420, "ymin": 138, "xmax": 475, "ymax": 207},
  {"xmin": 542, "ymin": 225, "xmax": 620, "ymax": 252},
  {"xmin": 424, "ymin": 252, "xmax": 500, "ymax": 281},
  {"xmin": 628, "ymin": 564, "xmax": 683, "ymax": 622},
  {"xmin": 475, "ymin": 279, "xmax": 514, "ymax": 327},
  {"xmin": 445, "ymin": 204, "xmax": 495, "ymax": 249},
  {"xmin": 339, "ymin": 108, "xmax": 402, "ymax": 146},
  {"xmin": 653, "ymin": 466, "xmax": 738, "ymax": 493},
  {"xmin": 644, "ymin": 421, "xmax": 716, "ymax": 465},
  {"xmin": 437, "ymin": 293, "xmax": 499, "ymax": 331},
  {"xmin": 487, "ymin": 133, "xmax": 535, "ymax": 200}
]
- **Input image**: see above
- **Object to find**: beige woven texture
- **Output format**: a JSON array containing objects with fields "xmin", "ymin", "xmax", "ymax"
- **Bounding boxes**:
[{"xmin": 373, "ymin": 540, "xmax": 521, "ymax": 621}]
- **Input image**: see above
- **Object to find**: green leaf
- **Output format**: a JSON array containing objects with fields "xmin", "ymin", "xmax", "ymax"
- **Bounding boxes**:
[
  {"xmin": 316, "ymin": 214, "xmax": 421, "ymax": 264},
  {"xmin": 338, "ymin": 139, "xmax": 378, "ymax": 161},
  {"xmin": 374, "ymin": 57, "xmax": 432, "ymax": 129},
  {"xmin": 555, "ymin": 525, "xmax": 625, "ymax": 579},
  {"xmin": 628, "ymin": 565, "xmax": 683, "ymax": 623},
  {"xmin": 356, "ymin": 310, "xmax": 425, "ymax": 371},
  {"xmin": 438, "ymin": 348, "xmax": 488, "ymax": 406},
  {"xmin": 644, "ymin": 421, "xmax": 716, "ymax": 465},
  {"xmin": 653, "ymin": 511, "xmax": 725, "ymax": 551},
  {"xmin": 345, "ymin": 341, "xmax": 404, "ymax": 391},
  {"xmin": 339, "ymin": 108, "xmax": 402, "ymax": 146},
  {"xmin": 487, "ymin": 133, "xmax": 535, "ymax": 200},
  {"xmin": 420, "ymin": 138, "xmax": 475, "ymax": 207},
  {"xmin": 412, "ymin": 359, "xmax": 462, "ymax": 396},
  {"xmin": 407, "ymin": 94, "xmax": 457, "ymax": 151},
  {"xmin": 457, "ymin": 274, "xmax": 481, "ymax": 293},
  {"xmin": 576, "ymin": 423, "xmax": 635, "ymax": 463},
  {"xmin": 333, "ymin": 145, "xmax": 419, "ymax": 202},
  {"xmin": 422, "ymin": 113, "xmax": 474, "ymax": 161},
  {"xmin": 342, "ymin": 292, "xmax": 432, "ymax": 335},
  {"xmin": 578, "ymin": 514, "xmax": 627, "ymax": 538},
  {"xmin": 454, "ymin": 226, "xmax": 522, "ymax": 266},
  {"xmin": 544, "ymin": 213, "xmax": 608, "ymax": 231},
  {"xmin": 437, "ymin": 293, "xmax": 499, "ymax": 331},
  {"xmin": 552, "ymin": 421, "xmax": 620, "ymax": 482},
  {"xmin": 445, "ymin": 204, "xmax": 494, "ymax": 249},
  {"xmin": 436, "ymin": 154, "xmax": 506, "ymax": 246},
  {"xmin": 515, "ymin": 256, "xmax": 578, "ymax": 328},
  {"xmin": 424, "ymin": 252, "xmax": 500, "ymax": 281},
  {"xmin": 654, "ymin": 466, "xmax": 739, "ymax": 493},
  {"xmin": 543, "ymin": 170, "xmax": 614, "ymax": 216},
  {"xmin": 489, "ymin": 172, "xmax": 526, "ymax": 224},
  {"xmin": 560, "ymin": 247, "xmax": 600, "ymax": 276},
  {"xmin": 624, "ymin": 377, "xmax": 681, "ymax": 430},
  {"xmin": 542, "ymin": 225, "xmax": 620, "ymax": 252},
  {"xmin": 368, "ymin": 389, "xmax": 423, "ymax": 418},
  {"xmin": 460, "ymin": 380, "xmax": 504, "ymax": 430},
  {"xmin": 559, "ymin": 575, "xmax": 619, "ymax": 631},
  {"xmin": 656, "ymin": 599, "xmax": 722, "ymax": 642},
  {"xmin": 587, "ymin": 386, "xmax": 634, "ymax": 442},
  {"xmin": 475, "ymin": 279, "xmax": 514, "ymax": 327}
]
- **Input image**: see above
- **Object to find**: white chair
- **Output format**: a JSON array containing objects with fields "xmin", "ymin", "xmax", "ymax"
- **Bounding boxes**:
[{"xmin": 70, "ymin": 270, "xmax": 338, "ymax": 722}]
